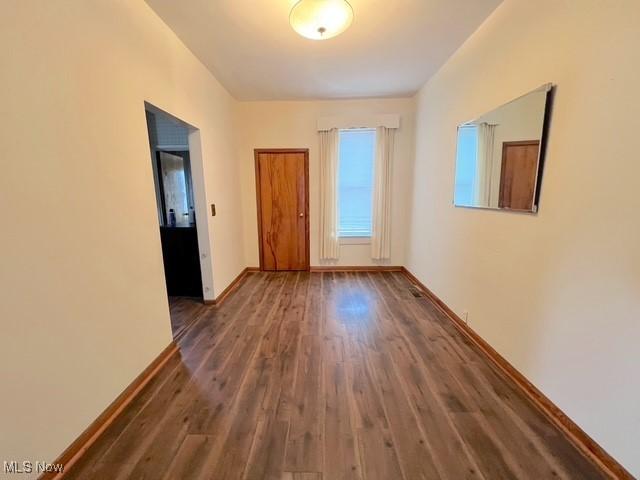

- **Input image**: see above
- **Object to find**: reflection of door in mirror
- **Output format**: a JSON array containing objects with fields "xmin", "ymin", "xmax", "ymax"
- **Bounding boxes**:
[
  {"xmin": 499, "ymin": 141, "xmax": 540, "ymax": 211},
  {"xmin": 158, "ymin": 151, "xmax": 191, "ymax": 227}
]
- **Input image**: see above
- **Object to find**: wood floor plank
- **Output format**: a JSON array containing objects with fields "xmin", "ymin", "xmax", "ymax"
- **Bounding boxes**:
[
  {"xmin": 323, "ymin": 335, "xmax": 344, "ymax": 363},
  {"xmin": 187, "ymin": 273, "xmax": 287, "ymax": 434},
  {"xmin": 84, "ymin": 461, "xmax": 136, "ymax": 480},
  {"xmin": 387, "ymin": 339, "xmax": 484, "ymax": 480},
  {"xmin": 367, "ymin": 351, "xmax": 442, "ymax": 480},
  {"xmin": 241, "ymin": 271, "xmax": 306, "ymax": 430},
  {"xmin": 284, "ymin": 335, "xmax": 324, "ymax": 472},
  {"xmin": 281, "ymin": 473, "xmax": 322, "ymax": 480},
  {"xmin": 66, "ymin": 271, "xmax": 607, "ymax": 480},
  {"xmin": 272, "ymin": 319, "xmax": 303, "ymax": 421},
  {"xmin": 301, "ymin": 271, "xmax": 321, "ymax": 336},
  {"xmin": 323, "ymin": 360, "xmax": 362, "ymax": 480},
  {"xmin": 361, "ymin": 275, "xmax": 484, "ymax": 480},
  {"xmin": 169, "ymin": 296, "xmax": 207, "ymax": 338},
  {"xmin": 243, "ymin": 417, "xmax": 290, "ymax": 480},
  {"xmin": 161, "ymin": 434, "xmax": 215, "ymax": 480},
  {"xmin": 208, "ymin": 357, "xmax": 277, "ymax": 479},
  {"xmin": 451, "ymin": 411, "xmax": 523, "ymax": 480},
  {"xmin": 366, "ymin": 273, "xmax": 477, "ymax": 414},
  {"xmin": 259, "ymin": 272, "xmax": 303, "ymax": 359},
  {"xmin": 321, "ymin": 273, "xmax": 347, "ymax": 337},
  {"xmin": 348, "ymin": 356, "xmax": 404, "ymax": 480}
]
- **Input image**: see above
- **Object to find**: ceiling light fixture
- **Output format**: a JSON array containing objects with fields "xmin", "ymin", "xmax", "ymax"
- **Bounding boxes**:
[{"xmin": 289, "ymin": 0, "xmax": 354, "ymax": 41}]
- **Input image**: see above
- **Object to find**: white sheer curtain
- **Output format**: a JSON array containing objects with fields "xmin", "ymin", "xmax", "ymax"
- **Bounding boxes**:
[
  {"xmin": 371, "ymin": 126, "xmax": 395, "ymax": 260},
  {"xmin": 319, "ymin": 128, "xmax": 340, "ymax": 260},
  {"xmin": 473, "ymin": 122, "xmax": 496, "ymax": 207}
]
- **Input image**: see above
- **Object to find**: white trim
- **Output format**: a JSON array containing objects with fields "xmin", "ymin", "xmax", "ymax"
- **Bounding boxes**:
[
  {"xmin": 339, "ymin": 127, "xmax": 376, "ymax": 132},
  {"xmin": 339, "ymin": 236, "xmax": 371, "ymax": 245},
  {"xmin": 317, "ymin": 114, "xmax": 400, "ymax": 131}
]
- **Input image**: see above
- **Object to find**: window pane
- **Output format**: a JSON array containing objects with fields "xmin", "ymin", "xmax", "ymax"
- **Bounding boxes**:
[{"xmin": 338, "ymin": 129, "xmax": 376, "ymax": 237}]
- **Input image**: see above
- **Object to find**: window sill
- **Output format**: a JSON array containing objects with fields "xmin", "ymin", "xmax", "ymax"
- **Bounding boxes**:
[{"xmin": 339, "ymin": 236, "xmax": 371, "ymax": 245}]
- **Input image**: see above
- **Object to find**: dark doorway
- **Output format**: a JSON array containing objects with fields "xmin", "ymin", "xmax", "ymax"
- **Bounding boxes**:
[{"xmin": 146, "ymin": 109, "xmax": 203, "ymax": 300}]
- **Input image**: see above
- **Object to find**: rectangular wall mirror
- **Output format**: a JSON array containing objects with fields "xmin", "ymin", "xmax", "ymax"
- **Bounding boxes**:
[{"xmin": 454, "ymin": 84, "xmax": 553, "ymax": 213}]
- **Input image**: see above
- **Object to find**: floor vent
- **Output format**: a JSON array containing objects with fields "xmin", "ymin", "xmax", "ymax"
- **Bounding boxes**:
[{"xmin": 408, "ymin": 286, "xmax": 424, "ymax": 298}]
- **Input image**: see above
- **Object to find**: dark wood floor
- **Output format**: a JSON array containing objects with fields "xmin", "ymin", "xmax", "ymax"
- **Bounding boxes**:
[
  {"xmin": 169, "ymin": 296, "xmax": 207, "ymax": 339},
  {"xmin": 68, "ymin": 272, "xmax": 605, "ymax": 479}
]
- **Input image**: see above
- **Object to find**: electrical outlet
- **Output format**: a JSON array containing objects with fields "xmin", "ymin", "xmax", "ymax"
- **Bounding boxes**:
[{"xmin": 462, "ymin": 311, "xmax": 469, "ymax": 324}]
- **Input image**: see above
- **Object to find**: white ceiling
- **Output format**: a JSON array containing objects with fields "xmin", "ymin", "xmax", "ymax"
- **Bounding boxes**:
[{"xmin": 145, "ymin": 0, "xmax": 502, "ymax": 101}]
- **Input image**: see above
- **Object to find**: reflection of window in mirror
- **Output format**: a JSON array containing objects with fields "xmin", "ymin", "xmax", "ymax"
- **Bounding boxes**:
[{"xmin": 454, "ymin": 125, "xmax": 478, "ymax": 206}]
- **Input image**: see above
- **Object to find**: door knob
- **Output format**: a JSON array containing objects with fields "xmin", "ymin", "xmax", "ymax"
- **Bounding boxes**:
[{"xmin": 299, "ymin": 213, "xmax": 304, "ymax": 217}]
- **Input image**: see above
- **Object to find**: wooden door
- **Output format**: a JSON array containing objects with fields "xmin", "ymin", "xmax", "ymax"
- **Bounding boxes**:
[
  {"xmin": 499, "ymin": 140, "xmax": 540, "ymax": 211},
  {"xmin": 255, "ymin": 149, "xmax": 309, "ymax": 271}
]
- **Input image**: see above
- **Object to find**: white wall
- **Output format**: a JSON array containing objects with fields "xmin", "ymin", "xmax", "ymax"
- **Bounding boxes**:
[
  {"xmin": 235, "ymin": 98, "xmax": 415, "ymax": 268},
  {"xmin": 0, "ymin": 1, "xmax": 245, "ymax": 476},
  {"xmin": 406, "ymin": 0, "xmax": 640, "ymax": 475}
]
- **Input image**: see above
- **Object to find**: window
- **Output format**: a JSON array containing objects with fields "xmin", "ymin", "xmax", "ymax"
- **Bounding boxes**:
[{"xmin": 338, "ymin": 128, "xmax": 376, "ymax": 237}]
